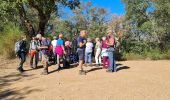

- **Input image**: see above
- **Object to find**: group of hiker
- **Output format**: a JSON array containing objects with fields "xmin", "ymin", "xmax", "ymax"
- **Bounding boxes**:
[{"xmin": 15, "ymin": 29, "xmax": 116, "ymax": 75}]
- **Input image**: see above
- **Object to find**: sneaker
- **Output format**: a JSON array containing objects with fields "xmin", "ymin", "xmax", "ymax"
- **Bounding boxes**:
[
  {"xmin": 79, "ymin": 70, "xmax": 86, "ymax": 75},
  {"xmin": 56, "ymin": 64, "xmax": 61, "ymax": 70},
  {"xmin": 41, "ymin": 70, "xmax": 48, "ymax": 75},
  {"xmin": 84, "ymin": 64, "xmax": 88, "ymax": 67},
  {"xmin": 95, "ymin": 64, "xmax": 100, "ymax": 67},
  {"xmin": 106, "ymin": 69, "xmax": 114, "ymax": 73},
  {"xmin": 17, "ymin": 68, "xmax": 24, "ymax": 73},
  {"xmin": 33, "ymin": 65, "xmax": 37, "ymax": 69},
  {"xmin": 30, "ymin": 64, "xmax": 33, "ymax": 68}
]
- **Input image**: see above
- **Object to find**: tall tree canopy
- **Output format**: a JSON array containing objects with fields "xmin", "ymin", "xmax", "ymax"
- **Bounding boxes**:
[{"xmin": 0, "ymin": 0, "xmax": 80, "ymax": 37}]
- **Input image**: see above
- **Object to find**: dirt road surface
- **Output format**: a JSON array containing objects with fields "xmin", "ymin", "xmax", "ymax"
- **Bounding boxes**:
[{"xmin": 0, "ymin": 58, "xmax": 170, "ymax": 100}]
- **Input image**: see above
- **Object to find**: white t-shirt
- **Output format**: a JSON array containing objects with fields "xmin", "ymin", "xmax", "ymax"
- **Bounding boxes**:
[
  {"xmin": 52, "ymin": 40, "xmax": 57, "ymax": 47},
  {"xmin": 85, "ymin": 42, "xmax": 94, "ymax": 53}
]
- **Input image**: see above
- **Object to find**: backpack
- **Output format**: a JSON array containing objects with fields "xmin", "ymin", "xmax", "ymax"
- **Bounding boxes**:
[{"xmin": 15, "ymin": 41, "xmax": 21, "ymax": 55}]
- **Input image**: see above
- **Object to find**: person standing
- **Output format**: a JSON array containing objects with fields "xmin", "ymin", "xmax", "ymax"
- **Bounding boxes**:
[
  {"xmin": 29, "ymin": 37, "xmax": 39, "ymax": 69},
  {"xmin": 52, "ymin": 36, "xmax": 57, "ymax": 54},
  {"xmin": 85, "ymin": 38, "xmax": 93, "ymax": 65},
  {"xmin": 71, "ymin": 34, "xmax": 79, "ymax": 63},
  {"xmin": 36, "ymin": 34, "xmax": 50, "ymax": 75},
  {"xmin": 101, "ymin": 36, "xmax": 109, "ymax": 69},
  {"xmin": 77, "ymin": 30, "xmax": 87, "ymax": 75},
  {"xmin": 106, "ymin": 30, "xmax": 116, "ymax": 72},
  {"xmin": 64, "ymin": 40, "xmax": 71, "ymax": 67},
  {"xmin": 16, "ymin": 36, "xmax": 27, "ymax": 73},
  {"xmin": 95, "ymin": 38, "xmax": 102, "ymax": 67},
  {"xmin": 51, "ymin": 36, "xmax": 57, "ymax": 64},
  {"xmin": 55, "ymin": 33, "xmax": 66, "ymax": 70}
]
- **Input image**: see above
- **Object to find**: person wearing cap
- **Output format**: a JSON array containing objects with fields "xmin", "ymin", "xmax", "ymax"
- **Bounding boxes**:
[{"xmin": 105, "ymin": 30, "xmax": 116, "ymax": 72}]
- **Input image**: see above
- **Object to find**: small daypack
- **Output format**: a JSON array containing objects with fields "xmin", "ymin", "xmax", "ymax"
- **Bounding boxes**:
[{"xmin": 15, "ymin": 41, "xmax": 21, "ymax": 55}]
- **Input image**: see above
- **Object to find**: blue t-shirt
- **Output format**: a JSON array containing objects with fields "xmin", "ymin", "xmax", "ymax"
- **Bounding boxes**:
[
  {"xmin": 41, "ymin": 39, "xmax": 49, "ymax": 54},
  {"xmin": 77, "ymin": 36, "xmax": 86, "ymax": 49},
  {"xmin": 56, "ymin": 39, "xmax": 64, "ymax": 46}
]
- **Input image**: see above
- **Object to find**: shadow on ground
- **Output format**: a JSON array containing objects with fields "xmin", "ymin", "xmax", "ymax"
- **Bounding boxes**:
[
  {"xmin": 0, "ymin": 72, "xmax": 41, "ymax": 100},
  {"xmin": 116, "ymin": 63, "xmax": 130, "ymax": 72},
  {"xmin": 49, "ymin": 63, "xmax": 78, "ymax": 74}
]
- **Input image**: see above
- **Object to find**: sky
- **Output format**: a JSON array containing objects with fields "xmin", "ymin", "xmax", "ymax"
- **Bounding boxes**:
[
  {"xmin": 84, "ymin": 0, "xmax": 125, "ymax": 15},
  {"xmin": 61, "ymin": 0, "xmax": 125, "ymax": 20}
]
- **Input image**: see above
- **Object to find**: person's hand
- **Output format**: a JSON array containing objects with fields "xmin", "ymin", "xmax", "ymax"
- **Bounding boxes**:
[
  {"xmin": 64, "ymin": 51, "xmax": 67, "ymax": 55},
  {"xmin": 83, "ymin": 40, "xmax": 87, "ymax": 43}
]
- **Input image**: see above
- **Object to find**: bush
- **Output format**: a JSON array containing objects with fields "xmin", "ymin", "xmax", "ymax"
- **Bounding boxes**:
[
  {"xmin": 144, "ymin": 49, "xmax": 166, "ymax": 60},
  {"xmin": 164, "ymin": 50, "xmax": 170, "ymax": 60},
  {"xmin": 122, "ymin": 53, "xmax": 144, "ymax": 60},
  {"xmin": 0, "ymin": 23, "xmax": 23, "ymax": 59}
]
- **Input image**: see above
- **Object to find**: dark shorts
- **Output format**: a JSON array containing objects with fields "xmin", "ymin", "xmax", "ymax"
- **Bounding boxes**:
[{"xmin": 77, "ymin": 49, "xmax": 85, "ymax": 61}]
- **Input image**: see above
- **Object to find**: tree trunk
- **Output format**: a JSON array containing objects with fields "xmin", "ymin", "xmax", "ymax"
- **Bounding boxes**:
[
  {"xmin": 17, "ymin": 3, "xmax": 35, "ymax": 38},
  {"xmin": 37, "ymin": 14, "xmax": 49, "ymax": 36}
]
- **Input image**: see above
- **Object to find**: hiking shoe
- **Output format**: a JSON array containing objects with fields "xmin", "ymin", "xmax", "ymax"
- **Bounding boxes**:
[
  {"xmin": 17, "ymin": 68, "xmax": 24, "ymax": 73},
  {"xmin": 33, "ymin": 65, "xmax": 37, "ymax": 69},
  {"xmin": 79, "ymin": 70, "xmax": 86, "ymax": 75},
  {"xmin": 30, "ymin": 65, "xmax": 34, "ymax": 69},
  {"xmin": 106, "ymin": 69, "xmax": 114, "ymax": 73},
  {"xmin": 41, "ymin": 70, "xmax": 48, "ymax": 75},
  {"xmin": 56, "ymin": 64, "xmax": 61, "ymax": 70},
  {"xmin": 95, "ymin": 64, "xmax": 100, "ymax": 67},
  {"xmin": 84, "ymin": 64, "xmax": 88, "ymax": 67}
]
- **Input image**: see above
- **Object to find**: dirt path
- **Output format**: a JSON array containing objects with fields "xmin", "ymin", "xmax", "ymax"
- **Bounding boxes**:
[{"xmin": 0, "ymin": 59, "xmax": 170, "ymax": 100}]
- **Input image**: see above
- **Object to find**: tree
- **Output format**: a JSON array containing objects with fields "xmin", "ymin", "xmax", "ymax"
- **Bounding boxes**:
[
  {"xmin": 122, "ymin": 0, "xmax": 150, "ymax": 27},
  {"xmin": 0, "ymin": 0, "xmax": 19, "ymax": 31},
  {"xmin": 0, "ymin": 0, "xmax": 80, "ymax": 37},
  {"xmin": 71, "ymin": 0, "xmax": 108, "ymax": 38},
  {"xmin": 151, "ymin": 0, "xmax": 170, "ymax": 50},
  {"xmin": 20, "ymin": 0, "xmax": 80, "ymax": 37}
]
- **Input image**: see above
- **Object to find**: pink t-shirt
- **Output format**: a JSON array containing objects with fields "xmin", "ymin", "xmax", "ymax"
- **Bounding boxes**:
[
  {"xmin": 106, "ymin": 35, "xmax": 115, "ymax": 47},
  {"xmin": 101, "ymin": 41, "xmax": 107, "ymax": 49}
]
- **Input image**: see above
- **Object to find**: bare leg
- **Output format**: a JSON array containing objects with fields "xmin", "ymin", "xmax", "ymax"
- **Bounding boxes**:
[
  {"xmin": 79, "ymin": 60, "xmax": 84, "ymax": 70},
  {"xmin": 56, "ymin": 54, "xmax": 60, "ymax": 70}
]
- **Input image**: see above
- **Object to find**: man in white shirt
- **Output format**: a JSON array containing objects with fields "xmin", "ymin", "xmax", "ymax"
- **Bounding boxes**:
[{"xmin": 85, "ymin": 38, "xmax": 94, "ymax": 64}]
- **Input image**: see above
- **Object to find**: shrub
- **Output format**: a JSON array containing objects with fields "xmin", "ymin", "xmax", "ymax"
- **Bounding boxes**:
[
  {"xmin": 164, "ymin": 50, "xmax": 170, "ymax": 60},
  {"xmin": 122, "ymin": 53, "xmax": 144, "ymax": 60},
  {"xmin": 144, "ymin": 49, "xmax": 165, "ymax": 60},
  {"xmin": 0, "ymin": 23, "xmax": 23, "ymax": 59}
]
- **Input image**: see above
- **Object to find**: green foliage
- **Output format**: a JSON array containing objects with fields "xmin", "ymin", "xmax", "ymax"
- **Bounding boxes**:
[
  {"xmin": 0, "ymin": 23, "xmax": 23, "ymax": 59},
  {"xmin": 122, "ymin": 0, "xmax": 150, "ymax": 27},
  {"xmin": 144, "ymin": 49, "xmax": 165, "ymax": 60},
  {"xmin": 70, "ymin": 0, "xmax": 108, "ymax": 38},
  {"xmin": 120, "ymin": 0, "xmax": 170, "ymax": 60},
  {"xmin": 0, "ymin": 0, "xmax": 169, "ymax": 61},
  {"xmin": 122, "ymin": 53, "xmax": 144, "ymax": 60},
  {"xmin": 165, "ymin": 50, "xmax": 170, "ymax": 60}
]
